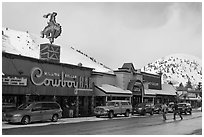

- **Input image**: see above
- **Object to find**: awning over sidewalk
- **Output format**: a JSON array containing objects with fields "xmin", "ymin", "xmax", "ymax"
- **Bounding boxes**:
[
  {"xmin": 179, "ymin": 96, "xmax": 202, "ymax": 101},
  {"xmin": 144, "ymin": 83, "xmax": 177, "ymax": 96},
  {"xmin": 94, "ymin": 84, "xmax": 132, "ymax": 97},
  {"xmin": 75, "ymin": 88, "xmax": 93, "ymax": 96}
]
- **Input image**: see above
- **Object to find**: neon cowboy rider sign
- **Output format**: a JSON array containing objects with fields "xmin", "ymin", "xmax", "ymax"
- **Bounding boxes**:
[{"xmin": 31, "ymin": 67, "xmax": 92, "ymax": 89}]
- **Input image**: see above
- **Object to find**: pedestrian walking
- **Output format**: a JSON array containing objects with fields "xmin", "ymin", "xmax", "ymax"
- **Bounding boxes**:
[
  {"xmin": 161, "ymin": 103, "xmax": 168, "ymax": 120},
  {"xmin": 172, "ymin": 102, "xmax": 183, "ymax": 120}
]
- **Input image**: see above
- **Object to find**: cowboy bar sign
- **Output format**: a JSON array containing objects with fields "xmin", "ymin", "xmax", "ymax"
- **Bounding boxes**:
[{"xmin": 31, "ymin": 67, "xmax": 92, "ymax": 89}]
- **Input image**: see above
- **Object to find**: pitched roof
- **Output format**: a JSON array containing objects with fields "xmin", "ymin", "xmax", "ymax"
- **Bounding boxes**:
[
  {"xmin": 122, "ymin": 63, "xmax": 135, "ymax": 71},
  {"xmin": 144, "ymin": 83, "xmax": 177, "ymax": 96}
]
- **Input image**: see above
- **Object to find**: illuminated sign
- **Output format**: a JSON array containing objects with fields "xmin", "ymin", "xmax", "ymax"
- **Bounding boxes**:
[
  {"xmin": 2, "ymin": 76, "xmax": 27, "ymax": 86},
  {"xmin": 31, "ymin": 67, "xmax": 91, "ymax": 89}
]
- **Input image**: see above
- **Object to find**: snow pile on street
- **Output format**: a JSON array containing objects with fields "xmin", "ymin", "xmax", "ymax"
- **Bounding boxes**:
[
  {"xmin": 2, "ymin": 27, "xmax": 113, "ymax": 74},
  {"xmin": 142, "ymin": 53, "xmax": 202, "ymax": 87}
]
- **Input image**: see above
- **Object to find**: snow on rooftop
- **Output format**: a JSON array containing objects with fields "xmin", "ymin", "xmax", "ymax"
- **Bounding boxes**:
[{"xmin": 2, "ymin": 27, "xmax": 114, "ymax": 74}]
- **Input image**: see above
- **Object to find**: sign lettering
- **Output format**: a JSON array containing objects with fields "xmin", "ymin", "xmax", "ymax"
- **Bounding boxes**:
[
  {"xmin": 31, "ymin": 67, "xmax": 91, "ymax": 89},
  {"xmin": 2, "ymin": 76, "xmax": 27, "ymax": 86}
]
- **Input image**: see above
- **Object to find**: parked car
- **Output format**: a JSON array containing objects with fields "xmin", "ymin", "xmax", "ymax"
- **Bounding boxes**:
[
  {"xmin": 94, "ymin": 100, "xmax": 132, "ymax": 118},
  {"xmin": 167, "ymin": 102, "xmax": 175, "ymax": 113},
  {"xmin": 132, "ymin": 103, "xmax": 154, "ymax": 115},
  {"xmin": 178, "ymin": 103, "xmax": 192, "ymax": 115},
  {"xmin": 2, "ymin": 103, "xmax": 17, "ymax": 121},
  {"xmin": 154, "ymin": 104, "xmax": 162, "ymax": 114},
  {"xmin": 4, "ymin": 102, "xmax": 62, "ymax": 125}
]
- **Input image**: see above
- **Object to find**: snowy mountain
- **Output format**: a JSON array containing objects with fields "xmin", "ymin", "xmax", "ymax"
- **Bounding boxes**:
[
  {"xmin": 2, "ymin": 27, "xmax": 113, "ymax": 74},
  {"xmin": 142, "ymin": 53, "xmax": 202, "ymax": 87}
]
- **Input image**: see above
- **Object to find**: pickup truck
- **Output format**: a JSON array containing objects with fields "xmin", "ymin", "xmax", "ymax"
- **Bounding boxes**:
[{"xmin": 94, "ymin": 100, "xmax": 132, "ymax": 118}]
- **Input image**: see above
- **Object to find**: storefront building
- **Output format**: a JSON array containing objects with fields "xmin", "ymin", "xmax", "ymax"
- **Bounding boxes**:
[
  {"xmin": 178, "ymin": 89, "xmax": 202, "ymax": 108},
  {"xmin": 114, "ymin": 63, "xmax": 144, "ymax": 106},
  {"xmin": 91, "ymin": 72, "xmax": 132, "ymax": 106},
  {"xmin": 113, "ymin": 63, "xmax": 177, "ymax": 105},
  {"xmin": 3, "ymin": 52, "xmax": 177, "ymax": 116},
  {"xmin": 2, "ymin": 52, "xmax": 94, "ymax": 117},
  {"xmin": 142, "ymin": 72, "xmax": 177, "ymax": 104}
]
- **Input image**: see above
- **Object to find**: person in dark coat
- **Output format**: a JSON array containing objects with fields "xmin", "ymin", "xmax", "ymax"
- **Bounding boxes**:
[{"xmin": 172, "ymin": 102, "xmax": 183, "ymax": 120}]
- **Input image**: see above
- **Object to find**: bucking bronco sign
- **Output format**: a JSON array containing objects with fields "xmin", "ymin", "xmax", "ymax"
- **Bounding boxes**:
[{"xmin": 41, "ymin": 12, "xmax": 62, "ymax": 44}]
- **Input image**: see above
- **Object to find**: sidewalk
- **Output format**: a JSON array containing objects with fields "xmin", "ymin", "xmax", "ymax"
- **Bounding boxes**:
[
  {"xmin": 2, "ymin": 116, "xmax": 109, "ymax": 129},
  {"xmin": 193, "ymin": 107, "xmax": 202, "ymax": 112}
]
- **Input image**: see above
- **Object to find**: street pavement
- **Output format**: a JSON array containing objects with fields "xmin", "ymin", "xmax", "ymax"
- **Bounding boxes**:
[
  {"xmin": 2, "ymin": 109, "xmax": 202, "ymax": 135},
  {"xmin": 2, "ymin": 114, "xmax": 147, "ymax": 129},
  {"xmin": 2, "ymin": 108, "xmax": 201, "ymax": 130}
]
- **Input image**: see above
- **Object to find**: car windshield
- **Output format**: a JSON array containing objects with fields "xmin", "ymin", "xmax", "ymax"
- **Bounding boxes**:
[
  {"xmin": 178, "ymin": 104, "xmax": 187, "ymax": 107},
  {"xmin": 155, "ymin": 104, "xmax": 161, "ymax": 107},
  {"xmin": 137, "ymin": 103, "xmax": 145, "ymax": 107},
  {"xmin": 18, "ymin": 103, "xmax": 32, "ymax": 110},
  {"xmin": 107, "ymin": 102, "xmax": 115, "ymax": 106}
]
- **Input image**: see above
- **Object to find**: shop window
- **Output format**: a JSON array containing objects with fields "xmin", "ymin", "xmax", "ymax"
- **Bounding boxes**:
[
  {"xmin": 133, "ymin": 86, "xmax": 141, "ymax": 92},
  {"xmin": 115, "ymin": 102, "xmax": 119, "ymax": 107},
  {"xmin": 95, "ymin": 96, "xmax": 104, "ymax": 106},
  {"xmin": 3, "ymin": 96, "xmax": 16, "ymax": 106},
  {"xmin": 79, "ymin": 96, "xmax": 84, "ymax": 106}
]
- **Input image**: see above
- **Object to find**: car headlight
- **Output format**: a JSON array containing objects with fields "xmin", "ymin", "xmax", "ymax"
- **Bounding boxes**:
[{"xmin": 13, "ymin": 114, "xmax": 22, "ymax": 117}]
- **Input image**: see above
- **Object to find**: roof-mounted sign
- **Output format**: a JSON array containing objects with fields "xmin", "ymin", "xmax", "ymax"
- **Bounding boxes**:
[{"xmin": 41, "ymin": 12, "xmax": 62, "ymax": 44}]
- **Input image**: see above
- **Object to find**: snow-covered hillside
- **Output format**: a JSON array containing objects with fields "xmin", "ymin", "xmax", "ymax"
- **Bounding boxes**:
[
  {"xmin": 2, "ymin": 27, "xmax": 113, "ymax": 74},
  {"xmin": 142, "ymin": 53, "xmax": 202, "ymax": 87}
]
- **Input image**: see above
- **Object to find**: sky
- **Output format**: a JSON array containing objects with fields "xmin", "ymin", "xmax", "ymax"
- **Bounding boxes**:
[{"xmin": 2, "ymin": 2, "xmax": 202, "ymax": 70}]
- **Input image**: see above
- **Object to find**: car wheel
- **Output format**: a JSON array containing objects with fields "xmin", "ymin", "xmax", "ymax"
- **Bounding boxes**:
[
  {"xmin": 131, "ymin": 112, "xmax": 134, "ymax": 115},
  {"xmin": 52, "ymin": 114, "xmax": 58, "ymax": 122},
  {"xmin": 189, "ymin": 111, "xmax": 192, "ymax": 115},
  {"xmin": 96, "ymin": 115, "xmax": 100, "ymax": 118},
  {"xmin": 109, "ymin": 111, "xmax": 114, "ymax": 118},
  {"xmin": 21, "ymin": 116, "xmax": 30, "ymax": 125},
  {"xmin": 125, "ymin": 111, "xmax": 130, "ymax": 117}
]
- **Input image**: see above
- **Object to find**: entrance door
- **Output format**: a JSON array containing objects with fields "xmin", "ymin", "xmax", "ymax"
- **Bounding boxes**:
[
  {"xmin": 84, "ymin": 96, "xmax": 88, "ymax": 116},
  {"xmin": 132, "ymin": 95, "xmax": 142, "ymax": 106}
]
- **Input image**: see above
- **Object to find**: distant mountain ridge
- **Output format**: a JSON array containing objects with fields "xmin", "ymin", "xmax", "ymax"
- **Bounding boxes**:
[{"xmin": 142, "ymin": 53, "xmax": 202, "ymax": 87}]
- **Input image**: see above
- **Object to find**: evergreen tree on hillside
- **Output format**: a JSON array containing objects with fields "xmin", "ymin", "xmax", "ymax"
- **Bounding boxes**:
[
  {"xmin": 171, "ymin": 67, "xmax": 175, "ymax": 74},
  {"xmin": 185, "ymin": 79, "xmax": 192, "ymax": 89},
  {"xmin": 176, "ymin": 82, "xmax": 186, "ymax": 91},
  {"xmin": 179, "ymin": 82, "xmax": 184, "ymax": 87}
]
